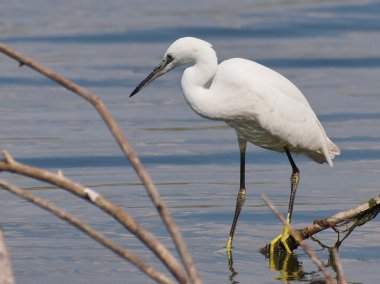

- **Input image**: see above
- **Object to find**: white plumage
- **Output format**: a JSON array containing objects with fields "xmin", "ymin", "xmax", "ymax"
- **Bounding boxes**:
[
  {"xmin": 130, "ymin": 37, "xmax": 340, "ymax": 252},
  {"xmin": 174, "ymin": 38, "xmax": 339, "ymax": 165}
]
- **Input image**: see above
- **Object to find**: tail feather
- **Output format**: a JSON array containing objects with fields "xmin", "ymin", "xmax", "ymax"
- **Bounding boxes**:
[
  {"xmin": 328, "ymin": 138, "xmax": 340, "ymax": 157},
  {"xmin": 324, "ymin": 138, "xmax": 340, "ymax": 167},
  {"xmin": 315, "ymin": 119, "xmax": 340, "ymax": 167}
]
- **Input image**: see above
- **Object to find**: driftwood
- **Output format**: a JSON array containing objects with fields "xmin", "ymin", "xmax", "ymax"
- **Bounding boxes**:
[
  {"xmin": 262, "ymin": 193, "xmax": 380, "ymax": 255},
  {"xmin": 299, "ymin": 194, "xmax": 380, "ymax": 240}
]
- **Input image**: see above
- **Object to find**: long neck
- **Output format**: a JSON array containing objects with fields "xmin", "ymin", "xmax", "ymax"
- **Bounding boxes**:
[{"xmin": 181, "ymin": 48, "xmax": 220, "ymax": 120}]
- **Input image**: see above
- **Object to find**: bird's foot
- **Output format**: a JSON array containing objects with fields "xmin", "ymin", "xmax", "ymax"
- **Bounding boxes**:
[
  {"xmin": 270, "ymin": 226, "xmax": 293, "ymax": 254},
  {"xmin": 225, "ymin": 236, "xmax": 233, "ymax": 252},
  {"xmin": 224, "ymin": 237, "xmax": 235, "ymax": 270}
]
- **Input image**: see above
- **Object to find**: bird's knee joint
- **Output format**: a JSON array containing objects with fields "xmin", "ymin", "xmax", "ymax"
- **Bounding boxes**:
[{"xmin": 290, "ymin": 172, "xmax": 300, "ymax": 184}]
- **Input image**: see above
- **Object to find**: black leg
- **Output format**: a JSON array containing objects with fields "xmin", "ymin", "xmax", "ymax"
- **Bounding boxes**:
[
  {"xmin": 270, "ymin": 148, "xmax": 301, "ymax": 253},
  {"xmin": 285, "ymin": 148, "xmax": 300, "ymax": 224},
  {"xmin": 226, "ymin": 137, "xmax": 247, "ymax": 250}
]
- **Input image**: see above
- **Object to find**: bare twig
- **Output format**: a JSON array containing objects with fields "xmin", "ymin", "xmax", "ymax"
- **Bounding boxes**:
[
  {"xmin": 0, "ymin": 150, "xmax": 187, "ymax": 284},
  {"xmin": 331, "ymin": 248, "xmax": 348, "ymax": 284},
  {"xmin": 0, "ymin": 43, "xmax": 200, "ymax": 284},
  {"xmin": 0, "ymin": 179, "xmax": 173, "ymax": 284},
  {"xmin": 261, "ymin": 194, "xmax": 337, "ymax": 284},
  {"xmin": 0, "ymin": 228, "xmax": 15, "ymax": 284}
]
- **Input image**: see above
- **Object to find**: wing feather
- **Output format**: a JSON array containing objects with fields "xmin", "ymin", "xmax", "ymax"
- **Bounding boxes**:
[{"xmin": 214, "ymin": 58, "xmax": 339, "ymax": 165}]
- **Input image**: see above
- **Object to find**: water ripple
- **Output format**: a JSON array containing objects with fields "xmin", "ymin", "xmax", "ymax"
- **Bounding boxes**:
[{"xmin": 15, "ymin": 147, "xmax": 380, "ymax": 169}]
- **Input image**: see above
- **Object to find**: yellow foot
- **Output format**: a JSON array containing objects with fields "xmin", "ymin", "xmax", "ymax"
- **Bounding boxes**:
[
  {"xmin": 270, "ymin": 226, "xmax": 293, "ymax": 254},
  {"xmin": 225, "ymin": 236, "xmax": 233, "ymax": 252},
  {"xmin": 225, "ymin": 237, "xmax": 234, "ymax": 269}
]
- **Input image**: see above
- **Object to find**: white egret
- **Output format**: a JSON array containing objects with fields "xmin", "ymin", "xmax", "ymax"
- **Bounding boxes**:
[{"xmin": 130, "ymin": 37, "xmax": 340, "ymax": 253}]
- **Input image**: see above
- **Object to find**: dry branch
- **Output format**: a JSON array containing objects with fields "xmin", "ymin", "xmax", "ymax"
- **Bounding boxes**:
[
  {"xmin": 263, "ymin": 194, "xmax": 380, "ymax": 252},
  {"xmin": 0, "ymin": 179, "xmax": 173, "ymax": 284},
  {"xmin": 261, "ymin": 194, "xmax": 337, "ymax": 284},
  {"xmin": 0, "ymin": 228, "xmax": 15, "ymax": 284},
  {"xmin": 298, "ymin": 194, "xmax": 380, "ymax": 241},
  {"xmin": 0, "ymin": 150, "xmax": 187, "ymax": 284},
  {"xmin": 0, "ymin": 43, "xmax": 200, "ymax": 284}
]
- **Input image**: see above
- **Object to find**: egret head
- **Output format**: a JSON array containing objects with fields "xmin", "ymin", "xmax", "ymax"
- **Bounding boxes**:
[{"xmin": 130, "ymin": 37, "xmax": 212, "ymax": 97}]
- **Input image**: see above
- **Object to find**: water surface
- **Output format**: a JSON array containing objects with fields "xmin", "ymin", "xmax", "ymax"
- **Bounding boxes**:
[{"xmin": 1, "ymin": 1, "xmax": 380, "ymax": 283}]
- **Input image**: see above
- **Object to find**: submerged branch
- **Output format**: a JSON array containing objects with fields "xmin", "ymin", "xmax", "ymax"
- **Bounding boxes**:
[
  {"xmin": 298, "ymin": 194, "xmax": 380, "ymax": 241},
  {"xmin": 0, "ymin": 179, "xmax": 173, "ymax": 284},
  {"xmin": 262, "ymin": 194, "xmax": 380, "ymax": 253}
]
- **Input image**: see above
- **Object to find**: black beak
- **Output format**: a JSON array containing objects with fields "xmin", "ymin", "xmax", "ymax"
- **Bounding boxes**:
[{"xmin": 130, "ymin": 61, "xmax": 167, "ymax": 97}]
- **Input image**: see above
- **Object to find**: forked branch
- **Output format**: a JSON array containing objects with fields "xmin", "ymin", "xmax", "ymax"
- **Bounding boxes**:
[{"xmin": 298, "ymin": 194, "xmax": 380, "ymax": 241}]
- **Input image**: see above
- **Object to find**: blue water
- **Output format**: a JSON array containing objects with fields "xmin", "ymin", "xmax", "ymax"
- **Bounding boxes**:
[{"xmin": 1, "ymin": 1, "xmax": 380, "ymax": 283}]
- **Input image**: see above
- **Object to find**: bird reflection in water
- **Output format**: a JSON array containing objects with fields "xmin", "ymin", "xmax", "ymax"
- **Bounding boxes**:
[
  {"xmin": 267, "ymin": 251, "xmax": 305, "ymax": 283},
  {"xmin": 226, "ymin": 249, "xmax": 304, "ymax": 284}
]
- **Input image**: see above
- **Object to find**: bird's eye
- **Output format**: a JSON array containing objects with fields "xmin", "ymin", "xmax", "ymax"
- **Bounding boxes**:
[{"xmin": 166, "ymin": 54, "xmax": 174, "ymax": 61}]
